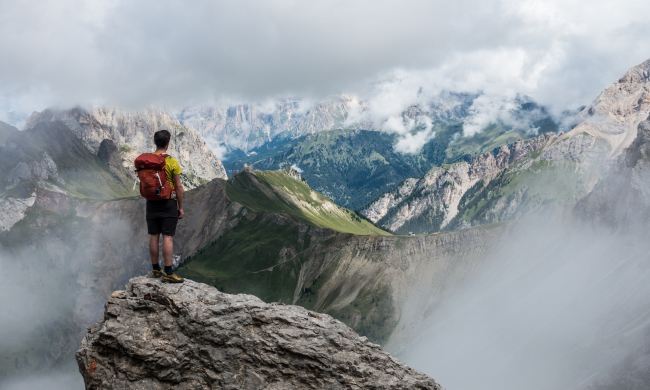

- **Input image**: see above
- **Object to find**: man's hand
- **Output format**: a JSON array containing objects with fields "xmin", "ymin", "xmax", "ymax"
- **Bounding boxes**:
[{"xmin": 174, "ymin": 174, "xmax": 185, "ymax": 220}]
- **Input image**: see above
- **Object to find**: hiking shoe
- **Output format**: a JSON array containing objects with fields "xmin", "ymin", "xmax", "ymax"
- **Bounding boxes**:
[
  {"xmin": 161, "ymin": 272, "xmax": 184, "ymax": 283},
  {"xmin": 149, "ymin": 270, "xmax": 164, "ymax": 278}
]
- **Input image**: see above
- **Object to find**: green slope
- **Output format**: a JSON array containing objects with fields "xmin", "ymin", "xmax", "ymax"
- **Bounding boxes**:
[
  {"xmin": 179, "ymin": 169, "xmax": 392, "ymax": 342},
  {"xmin": 226, "ymin": 169, "xmax": 390, "ymax": 236},
  {"xmin": 180, "ymin": 214, "xmax": 307, "ymax": 302}
]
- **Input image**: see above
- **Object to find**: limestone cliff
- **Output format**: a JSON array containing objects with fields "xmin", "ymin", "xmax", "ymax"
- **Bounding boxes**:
[
  {"xmin": 363, "ymin": 134, "xmax": 555, "ymax": 233},
  {"xmin": 26, "ymin": 106, "xmax": 227, "ymax": 188},
  {"xmin": 76, "ymin": 277, "xmax": 440, "ymax": 390}
]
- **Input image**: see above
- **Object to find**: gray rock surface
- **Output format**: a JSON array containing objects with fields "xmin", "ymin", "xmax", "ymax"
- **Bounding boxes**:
[{"xmin": 77, "ymin": 277, "xmax": 440, "ymax": 390}]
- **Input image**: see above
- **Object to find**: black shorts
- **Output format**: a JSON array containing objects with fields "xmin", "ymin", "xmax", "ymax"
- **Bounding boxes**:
[{"xmin": 146, "ymin": 200, "xmax": 179, "ymax": 236}]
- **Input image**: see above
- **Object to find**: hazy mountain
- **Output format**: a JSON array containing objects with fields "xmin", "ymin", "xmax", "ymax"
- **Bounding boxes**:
[
  {"xmin": 224, "ymin": 129, "xmax": 450, "ymax": 210},
  {"xmin": 223, "ymin": 98, "xmax": 559, "ymax": 210},
  {"xmin": 0, "ymin": 106, "xmax": 229, "ymax": 233},
  {"xmin": 177, "ymin": 92, "xmax": 558, "ymax": 154},
  {"xmin": 0, "ymin": 121, "xmax": 18, "ymax": 146},
  {"xmin": 177, "ymin": 96, "xmax": 365, "ymax": 152},
  {"xmin": 363, "ymin": 58, "xmax": 650, "ymax": 234},
  {"xmin": 27, "ymin": 107, "xmax": 227, "ymax": 188}
]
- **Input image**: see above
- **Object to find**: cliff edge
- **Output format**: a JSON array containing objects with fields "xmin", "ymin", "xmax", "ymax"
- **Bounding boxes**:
[{"xmin": 76, "ymin": 277, "xmax": 439, "ymax": 389}]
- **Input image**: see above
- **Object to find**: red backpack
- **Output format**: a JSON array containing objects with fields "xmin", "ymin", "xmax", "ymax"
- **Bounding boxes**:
[{"xmin": 134, "ymin": 153, "xmax": 173, "ymax": 200}]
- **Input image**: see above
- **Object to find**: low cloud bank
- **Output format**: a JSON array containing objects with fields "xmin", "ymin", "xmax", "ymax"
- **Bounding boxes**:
[{"xmin": 394, "ymin": 211, "xmax": 650, "ymax": 389}]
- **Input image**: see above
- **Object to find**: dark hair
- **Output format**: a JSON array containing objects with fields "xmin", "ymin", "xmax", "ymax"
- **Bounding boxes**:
[{"xmin": 154, "ymin": 130, "xmax": 171, "ymax": 149}]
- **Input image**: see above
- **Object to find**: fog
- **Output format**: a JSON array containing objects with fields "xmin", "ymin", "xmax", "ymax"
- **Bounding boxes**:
[
  {"xmin": 0, "ymin": 212, "xmax": 145, "ymax": 389},
  {"xmin": 393, "ymin": 210, "xmax": 650, "ymax": 389},
  {"xmin": 1, "ymin": 364, "xmax": 83, "ymax": 390}
]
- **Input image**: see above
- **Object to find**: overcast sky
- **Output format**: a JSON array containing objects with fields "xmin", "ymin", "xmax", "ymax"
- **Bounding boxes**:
[{"xmin": 1, "ymin": 0, "xmax": 650, "ymax": 123}]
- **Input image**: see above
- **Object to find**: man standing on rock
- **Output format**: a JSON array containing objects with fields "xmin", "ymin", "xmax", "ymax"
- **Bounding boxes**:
[{"xmin": 134, "ymin": 129, "xmax": 185, "ymax": 283}]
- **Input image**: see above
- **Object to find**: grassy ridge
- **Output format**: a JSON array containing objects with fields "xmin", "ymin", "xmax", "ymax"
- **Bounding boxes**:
[
  {"xmin": 179, "ymin": 213, "xmax": 396, "ymax": 343},
  {"xmin": 180, "ymin": 169, "xmax": 394, "ymax": 342},
  {"xmin": 181, "ymin": 215, "xmax": 306, "ymax": 302},
  {"xmin": 226, "ymin": 170, "xmax": 390, "ymax": 236}
]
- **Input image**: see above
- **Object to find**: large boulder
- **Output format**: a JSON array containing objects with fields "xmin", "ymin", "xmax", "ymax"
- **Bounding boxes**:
[{"xmin": 76, "ymin": 277, "xmax": 440, "ymax": 390}]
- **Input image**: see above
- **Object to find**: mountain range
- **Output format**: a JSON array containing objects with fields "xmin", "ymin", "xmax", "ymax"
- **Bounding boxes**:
[
  {"xmin": 3, "ymin": 58, "xmax": 650, "ymax": 389},
  {"xmin": 221, "ymin": 96, "xmax": 559, "ymax": 210},
  {"xmin": 362, "ymin": 59, "xmax": 650, "ymax": 234},
  {"xmin": 176, "ymin": 92, "xmax": 558, "ymax": 153}
]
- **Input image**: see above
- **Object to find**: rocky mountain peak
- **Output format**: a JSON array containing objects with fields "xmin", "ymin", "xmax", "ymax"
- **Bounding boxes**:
[
  {"xmin": 77, "ymin": 277, "xmax": 439, "ymax": 390},
  {"xmin": 568, "ymin": 58, "xmax": 650, "ymax": 156},
  {"xmin": 618, "ymin": 58, "xmax": 650, "ymax": 84}
]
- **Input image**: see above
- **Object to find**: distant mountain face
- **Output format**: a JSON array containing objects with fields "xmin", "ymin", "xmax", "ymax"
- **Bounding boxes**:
[
  {"xmin": 363, "ymin": 59, "xmax": 650, "ymax": 234},
  {"xmin": 224, "ymin": 129, "xmax": 446, "ymax": 210},
  {"xmin": 177, "ymin": 92, "xmax": 558, "ymax": 153},
  {"xmin": 0, "ymin": 106, "xmax": 228, "ymax": 233},
  {"xmin": 27, "ymin": 107, "xmax": 227, "ymax": 188},
  {"xmin": 362, "ymin": 133, "xmax": 567, "ymax": 233},
  {"xmin": 223, "ymin": 99, "xmax": 559, "ymax": 210},
  {"xmin": 177, "ymin": 96, "xmax": 364, "ymax": 152}
]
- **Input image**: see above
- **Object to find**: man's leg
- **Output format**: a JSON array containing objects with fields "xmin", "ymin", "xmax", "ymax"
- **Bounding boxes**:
[
  {"xmin": 149, "ymin": 234, "xmax": 160, "ymax": 265},
  {"xmin": 159, "ymin": 215, "xmax": 183, "ymax": 283},
  {"xmin": 162, "ymin": 234, "xmax": 174, "ymax": 267}
]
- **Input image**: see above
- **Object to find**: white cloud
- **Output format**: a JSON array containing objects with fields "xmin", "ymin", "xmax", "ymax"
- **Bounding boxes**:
[
  {"xmin": 394, "ymin": 126, "xmax": 436, "ymax": 154},
  {"xmin": 0, "ymin": 0, "xmax": 649, "ymax": 127},
  {"xmin": 462, "ymin": 94, "xmax": 518, "ymax": 136}
]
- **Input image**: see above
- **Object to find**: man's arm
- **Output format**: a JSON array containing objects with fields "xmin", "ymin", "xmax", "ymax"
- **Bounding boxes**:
[{"xmin": 174, "ymin": 175, "xmax": 185, "ymax": 219}]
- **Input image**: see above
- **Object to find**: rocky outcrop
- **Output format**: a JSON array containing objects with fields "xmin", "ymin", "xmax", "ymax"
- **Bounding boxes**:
[
  {"xmin": 77, "ymin": 277, "xmax": 440, "ymax": 390},
  {"xmin": 361, "ymin": 178, "xmax": 419, "ymax": 224},
  {"xmin": 97, "ymin": 139, "xmax": 120, "ymax": 166}
]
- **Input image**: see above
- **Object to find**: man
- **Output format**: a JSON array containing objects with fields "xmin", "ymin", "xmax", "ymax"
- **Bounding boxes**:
[{"xmin": 145, "ymin": 130, "xmax": 185, "ymax": 283}]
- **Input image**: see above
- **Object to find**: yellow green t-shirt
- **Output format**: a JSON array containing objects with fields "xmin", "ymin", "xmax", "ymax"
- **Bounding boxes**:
[{"xmin": 164, "ymin": 156, "xmax": 182, "ymax": 188}]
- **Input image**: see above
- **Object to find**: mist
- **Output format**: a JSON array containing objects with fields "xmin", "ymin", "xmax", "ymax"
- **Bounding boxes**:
[
  {"xmin": 392, "ymin": 210, "xmax": 650, "ymax": 389},
  {"xmin": 0, "ymin": 211, "xmax": 146, "ymax": 389}
]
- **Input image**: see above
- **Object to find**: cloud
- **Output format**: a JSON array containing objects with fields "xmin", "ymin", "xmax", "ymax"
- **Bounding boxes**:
[
  {"xmin": 394, "ymin": 127, "xmax": 436, "ymax": 154},
  {"xmin": 394, "ymin": 212, "xmax": 650, "ymax": 389},
  {"xmin": 460, "ymin": 93, "xmax": 548, "ymax": 137},
  {"xmin": 0, "ymin": 0, "xmax": 649, "ymax": 124}
]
